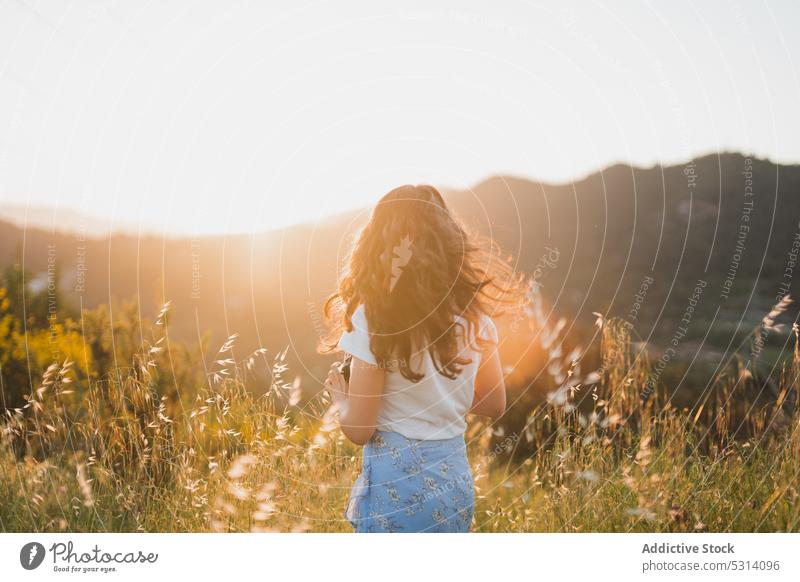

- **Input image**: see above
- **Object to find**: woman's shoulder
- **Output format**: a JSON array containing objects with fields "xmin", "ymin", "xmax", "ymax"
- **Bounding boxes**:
[
  {"xmin": 338, "ymin": 304, "xmax": 377, "ymax": 365},
  {"xmin": 477, "ymin": 313, "xmax": 498, "ymax": 342},
  {"xmin": 349, "ymin": 303, "xmax": 369, "ymax": 330},
  {"xmin": 454, "ymin": 311, "xmax": 498, "ymax": 347}
]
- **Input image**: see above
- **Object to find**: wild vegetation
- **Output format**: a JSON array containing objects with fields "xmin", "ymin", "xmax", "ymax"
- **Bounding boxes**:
[{"xmin": 0, "ymin": 261, "xmax": 798, "ymax": 532}]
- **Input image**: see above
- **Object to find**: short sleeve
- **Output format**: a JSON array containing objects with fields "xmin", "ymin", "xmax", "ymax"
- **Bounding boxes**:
[
  {"xmin": 478, "ymin": 315, "xmax": 498, "ymax": 344},
  {"xmin": 337, "ymin": 304, "xmax": 378, "ymax": 365}
]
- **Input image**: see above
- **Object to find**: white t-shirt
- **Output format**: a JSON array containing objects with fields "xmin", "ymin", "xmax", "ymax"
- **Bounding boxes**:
[{"xmin": 337, "ymin": 304, "xmax": 497, "ymax": 440}]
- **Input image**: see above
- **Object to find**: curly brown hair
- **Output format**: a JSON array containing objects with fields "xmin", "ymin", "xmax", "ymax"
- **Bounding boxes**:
[{"xmin": 322, "ymin": 184, "xmax": 528, "ymax": 382}]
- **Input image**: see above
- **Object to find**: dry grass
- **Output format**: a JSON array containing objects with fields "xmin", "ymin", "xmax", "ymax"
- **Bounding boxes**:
[{"xmin": 1, "ymin": 300, "xmax": 798, "ymax": 533}]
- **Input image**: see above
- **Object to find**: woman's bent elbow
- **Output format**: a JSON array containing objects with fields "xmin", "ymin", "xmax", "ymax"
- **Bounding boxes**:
[
  {"xmin": 342, "ymin": 425, "xmax": 376, "ymax": 446},
  {"xmin": 488, "ymin": 402, "xmax": 506, "ymax": 420},
  {"xmin": 487, "ymin": 395, "xmax": 507, "ymax": 420}
]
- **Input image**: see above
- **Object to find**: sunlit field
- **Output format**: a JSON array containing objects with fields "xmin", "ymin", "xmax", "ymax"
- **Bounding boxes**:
[{"xmin": 2, "ymin": 285, "xmax": 797, "ymax": 533}]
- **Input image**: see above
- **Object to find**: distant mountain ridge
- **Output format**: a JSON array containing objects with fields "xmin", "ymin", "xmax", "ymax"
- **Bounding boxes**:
[
  {"xmin": 1, "ymin": 152, "xmax": 798, "ymax": 384},
  {"xmin": 0, "ymin": 204, "xmax": 149, "ymax": 238}
]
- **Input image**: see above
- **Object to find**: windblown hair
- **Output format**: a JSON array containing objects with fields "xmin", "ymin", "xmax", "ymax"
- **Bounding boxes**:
[{"xmin": 322, "ymin": 184, "xmax": 529, "ymax": 382}]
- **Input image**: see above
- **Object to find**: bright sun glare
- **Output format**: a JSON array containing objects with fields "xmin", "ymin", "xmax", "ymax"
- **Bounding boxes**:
[{"xmin": 1, "ymin": 1, "xmax": 799, "ymax": 235}]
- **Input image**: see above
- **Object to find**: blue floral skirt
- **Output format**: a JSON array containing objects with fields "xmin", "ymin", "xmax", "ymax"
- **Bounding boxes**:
[{"xmin": 345, "ymin": 431, "xmax": 474, "ymax": 533}]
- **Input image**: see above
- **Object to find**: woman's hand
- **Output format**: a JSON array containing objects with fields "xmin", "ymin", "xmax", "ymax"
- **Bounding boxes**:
[
  {"xmin": 324, "ymin": 363, "xmax": 348, "ymax": 409},
  {"xmin": 326, "ymin": 356, "xmax": 385, "ymax": 445}
]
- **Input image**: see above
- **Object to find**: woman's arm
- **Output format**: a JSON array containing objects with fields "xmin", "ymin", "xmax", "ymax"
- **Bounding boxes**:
[
  {"xmin": 469, "ymin": 341, "xmax": 506, "ymax": 420},
  {"xmin": 325, "ymin": 357, "xmax": 385, "ymax": 445}
]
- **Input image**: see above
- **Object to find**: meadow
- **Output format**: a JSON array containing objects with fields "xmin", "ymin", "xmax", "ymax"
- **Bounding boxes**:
[{"xmin": 1, "ymin": 283, "xmax": 798, "ymax": 533}]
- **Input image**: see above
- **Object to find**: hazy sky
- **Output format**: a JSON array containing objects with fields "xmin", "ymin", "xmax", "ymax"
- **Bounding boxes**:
[{"xmin": 1, "ymin": 0, "xmax": 798, "ymax": 235}]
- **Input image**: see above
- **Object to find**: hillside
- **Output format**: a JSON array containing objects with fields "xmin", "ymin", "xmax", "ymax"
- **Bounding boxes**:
[{"xmin": 2, "ymin": 152, "xmax": 799, "ymax": 387}]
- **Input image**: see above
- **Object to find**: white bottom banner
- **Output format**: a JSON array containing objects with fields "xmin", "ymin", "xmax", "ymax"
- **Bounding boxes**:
[{"xmin": 1, "ymin": 533, "xmax": 797, "ymax": 581}]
